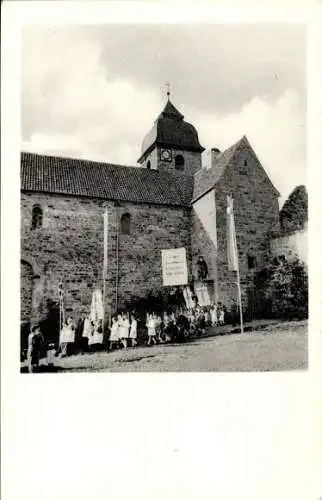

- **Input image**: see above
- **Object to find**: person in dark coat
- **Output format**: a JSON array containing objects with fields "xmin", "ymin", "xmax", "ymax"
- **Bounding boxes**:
[
  {"xmin": 164, "ymin": 317, "xmax": 178, "ymax": 343},
  {"xmin": 196, "ymin": 256, "xmax": 208, "ymax": 282},
  {"xmin": 75, "ymin": 314, "xmax": 86, "ymax": 353},
  {"xmin": 27, "ymin": 324, "xmax": 44, "ymax": 373},
  {"xmin": 176, "ymin": 314, "xmax": 190, "ymax": 342}
]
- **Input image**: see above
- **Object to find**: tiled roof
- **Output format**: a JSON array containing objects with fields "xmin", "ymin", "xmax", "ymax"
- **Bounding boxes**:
[
  {"xmin": 21, "ymin": 152, "xmax": 194, "ymax": 207},
  {"xmin": 193, "ymin": 138, "xmax": 242, "ymax": 201},
  {"xmin": 139, "ymin": 99, "xmax": 205, "ymax": 162},
  {"xmin": 193, "ymin": 135, "xmax": 280, "ymax": 201},
  {"xmin": 158, "ymin": 100, "xmax": 184, "ymax": 120}
]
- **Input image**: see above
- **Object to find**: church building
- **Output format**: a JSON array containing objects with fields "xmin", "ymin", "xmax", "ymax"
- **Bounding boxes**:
[{"xmin": 21, "ymin": 97, "xmax": 280, "ymax": 326}]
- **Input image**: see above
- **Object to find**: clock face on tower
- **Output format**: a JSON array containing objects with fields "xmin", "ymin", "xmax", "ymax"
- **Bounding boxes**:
[{"xmin": 160, "ymin": 149, "xmax": 172, "ymax": 162}]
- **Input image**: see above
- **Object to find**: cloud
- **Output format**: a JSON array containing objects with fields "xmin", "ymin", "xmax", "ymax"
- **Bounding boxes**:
[
  {"xmin": 22, "ymin": 26, "xmax": 162, "ymax": 164},
  {"xmin": 195, "ymin": 88, "xmax": 306, "ymax": 202},
  {"xmin": 96, "ymin": 23, "xmax": 306, "ymax": 115},
  {"xmin": 21, "ymin": 25, "xmax": 306, "ymax": 200}
]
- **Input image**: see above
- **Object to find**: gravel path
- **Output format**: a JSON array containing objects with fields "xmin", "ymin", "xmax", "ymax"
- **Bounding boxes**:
[{"xmin": 27, "ymin": 320, "xmax": 307, "ymax": 372}]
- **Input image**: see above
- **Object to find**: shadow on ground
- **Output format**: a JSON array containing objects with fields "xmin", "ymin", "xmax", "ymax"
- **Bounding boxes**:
[{"xmin": 20, "ymin": 365, "xmax": 75, "ymax": 373}]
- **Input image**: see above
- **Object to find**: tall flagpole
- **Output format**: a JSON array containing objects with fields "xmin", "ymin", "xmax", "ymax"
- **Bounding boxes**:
[
  {"xmin": 102, "ymin": 205, "xmax": 108, "ymax": 332},
  {"xmin": 227, "ymin": 195, "xmax": 244, "ymax": 334},
  {"xmin": 235, "ymin": 260, "xmax": 244, "ymax": 334}
]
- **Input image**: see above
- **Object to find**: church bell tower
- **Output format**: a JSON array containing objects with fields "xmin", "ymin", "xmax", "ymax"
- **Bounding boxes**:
[{"xmin": 137, "ymin": 94, "xmax": 205, "ymax": 175}]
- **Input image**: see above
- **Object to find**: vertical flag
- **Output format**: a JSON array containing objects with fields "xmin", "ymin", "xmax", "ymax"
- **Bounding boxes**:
[
  {"xmin": 58, "ymin": 281, "xmax": 65, "ymax": 330},
  {"xmin": 103, "ymin": 207, "xmax": 108, "ymax": 279},
  {"xmin": 102, "ymin": 206, "xmax": 108, "ymax": 328},
  {"xmin": 226, "ymin": 195, "xmax": 239, "ymax": 271},
  {"xmin": 226, "ymin": 195, "xmax": 244, "ymax": 333}
]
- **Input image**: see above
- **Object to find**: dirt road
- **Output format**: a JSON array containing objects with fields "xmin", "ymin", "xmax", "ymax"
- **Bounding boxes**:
[{"xmin": 37, "ymin": 320, "xmax": 307, "ymax": 372}]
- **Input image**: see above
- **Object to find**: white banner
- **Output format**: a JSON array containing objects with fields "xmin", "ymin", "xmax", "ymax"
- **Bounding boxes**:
[
  {"xmin": 193, "ymin": 188, "xmax": 217, "ymax": 247},
  {"xmin": 227, "ymin": 195, "xmax": 239, "ymax": 272},
  {"xmin": 195, "ymin": 284, "xmax": 211, "ymax": 307},
  {"xmin": 161, "ymin": 248, "xmax": 188, "ymax": 287},
  {"xmin": 103, "ymin": 207, "xmax": 108, "ymax": 278}
]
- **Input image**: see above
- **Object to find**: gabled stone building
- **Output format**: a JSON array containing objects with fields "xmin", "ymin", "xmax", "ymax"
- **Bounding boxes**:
[{"xmin": 21, "ymin": 98, "xmax": 280, "ymax": 326}]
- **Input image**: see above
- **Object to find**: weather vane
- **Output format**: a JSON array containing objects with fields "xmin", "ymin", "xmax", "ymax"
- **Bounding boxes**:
[{"xmin": 165, "ymin": 81, "xmax": 171, "ymax": 100}]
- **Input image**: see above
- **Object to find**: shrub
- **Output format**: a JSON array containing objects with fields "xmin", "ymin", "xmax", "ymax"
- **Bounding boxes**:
[{"xmin": 254, "ymin": 257, "xmax": 308, "ymax": 320}]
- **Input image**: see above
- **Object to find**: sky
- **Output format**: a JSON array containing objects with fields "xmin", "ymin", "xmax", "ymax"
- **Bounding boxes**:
[{"xmin": 21, "ymin": 24, "xmax": 306, "ymax": 202}]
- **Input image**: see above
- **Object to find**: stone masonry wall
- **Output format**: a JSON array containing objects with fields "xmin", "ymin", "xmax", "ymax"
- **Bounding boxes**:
[
  {"xmin": 191, "ymin": 142, "xmax": 280, "ymax": 311},
  {"xmin": 21, "ymin": 193, "xmax": 106, "ymax": 324},
  {"xmin": 21, "ymin": 260, "xmax": 34, "ymax": 322},
  {"xmin": 140, "ymin": 147, "xmax": 201, "ymax": 175},
  {"xmin": 21, "ymin": 192, "xmax": 192, "ymax": 325},
  {"xmin": 116, "ymin": 202, "xmax": 192, "ymax": 308},
  {"xmin": 215, "ymin": 144, "xmax": 280, "ymax": 309},
  {"xmin": 139, "ymin": 147, "xmax": 201, "ymax": 175},
  {"xmin": 157, "ymin": 147, "xmax": 202, "ymax": 176}
]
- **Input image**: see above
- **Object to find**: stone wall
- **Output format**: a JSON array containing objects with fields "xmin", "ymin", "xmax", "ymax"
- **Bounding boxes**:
[
  {"xmin": 157, "ymin": 147, "xmax": 202, "ymax": 176},
  {"xmin": 21, "ymin": 260, "xmax": 33, "ymax": 322},
  {"xmin": 21, "ymin": 192, "xmax": 192, "ymax": 324},
  {"xmin": 141, "ymin": 146, "xmax": 202, "ymax": 176},
  {"xmin": 215, "ymin": 144, "xmax": 280, "ymax": 308},
  {"xmin": 270, "ymin": 225, "xmax": 308, "ymax": 265},
  {"xmin": 116, "ymin": 202, "xmax": 192, "ymax": 307},
  {"xmin": 191, "ymin": 142, "xmax": 280, "ymax": 310},
  {"xmin": 21, "ymin": 193, "xmax": 106, "ymax": 324}
]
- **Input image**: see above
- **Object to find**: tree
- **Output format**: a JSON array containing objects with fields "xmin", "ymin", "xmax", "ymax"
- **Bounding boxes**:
[
  {"xmin": 280, "ymin": 185, "xmax": 308, "ymax": 233},
  {"xmin": 263, "ymin": 257, "xmax": 308, "ymax": 319}
]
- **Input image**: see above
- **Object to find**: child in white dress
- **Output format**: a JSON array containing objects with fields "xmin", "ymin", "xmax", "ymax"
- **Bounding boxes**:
[
  {"xmin": 109, "ymin": 316, "xmax": 119, "ymax": 350},
  {"xmin": 120, "ymin": 313, "xmax": 130, "ymax": 348},
  {"xmin": 117, "ymin": 313, "xmax": 123, "ymax": 342},
  {"xmin": 147, "ymin": 313, "xmax": 157, "ymax": 345},
  {"xmin": 210, "ymin": 304, "xmax": 218, "ymax": 327},
  {"xmin": 129, "ymin": 314, "xmax": 137, "ymax": 347},
  {"xmin": 155, "ymin": 314, "xmax": 163, "ymax": 343},
  {"xmin": 59, "ymin": 317, "xmax": 75, "ymax": 357},
  {"xmin": 92, "ymin": 319, "xmax": 104, "ymax": 347},
  {"xmin": 219, "ymin": 308, "xmax": 225, "ymax": 326},
  {"xmin": 81, "ymin": 316, "xmax": 92, "ymax": 353}
]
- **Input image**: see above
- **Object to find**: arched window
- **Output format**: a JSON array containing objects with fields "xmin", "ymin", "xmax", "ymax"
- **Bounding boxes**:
[
  {"xmin": 120, "ymin": 213, "xmax": 131, "ymax": 235},
  {"xmin": 31, "ymin": 205, "xmax": 43, "ymax": 230},
  {"xmin": 147, "ymin": 160, "xmax": 151, "ymax": 169},
  {"xmin": 247, "ymin": 255, "xmax": 256, "ymax": 269},
  {"xmin": 175, "ymin": 154, "xmax": 185, "ymax": 171}
]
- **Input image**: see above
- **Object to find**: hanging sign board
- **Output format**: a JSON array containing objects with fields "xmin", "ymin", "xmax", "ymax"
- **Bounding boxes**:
[
  {"xmin": 161, "ymin": 247, "xmax": 188, "ymax": 287},
  {"xmin": 195, "ymin": 284, "xmax": 211, "ymax": 307}
]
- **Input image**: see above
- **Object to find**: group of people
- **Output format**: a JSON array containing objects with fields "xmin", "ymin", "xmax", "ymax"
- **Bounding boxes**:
[
  {"xmin": 106, "ymin": 302, "xmax": 226, "ymax": 349},
  {"xmin": 109, "ymin": 313, "xmax": 138, "ymax": 349},
  {"xmin": 203, "ymin": 303, "xmax": 226, "ymax": 328},
  {"xmin": 24, "ymin": 301, "xmax": 227, "ymax": 372}
]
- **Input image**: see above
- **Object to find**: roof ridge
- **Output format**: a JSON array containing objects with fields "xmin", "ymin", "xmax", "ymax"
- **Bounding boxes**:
[
  {"xmin": 194, "ymin": 136, "xmax": 244, "ymax": 179},
  {"xmin": 192, "ymin": 137, "xmax": 247, "ymax": 201},
  {"xmin": 217, "ymin": 135, "xmax": 245, "ymax": 157},
  {"xmin": 21, "ymin": 151, "xmax": 134, "ymax": 170},
  {"xmin": 21, "ymin": 151, "xmax": 196, "ymax": 181}
]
